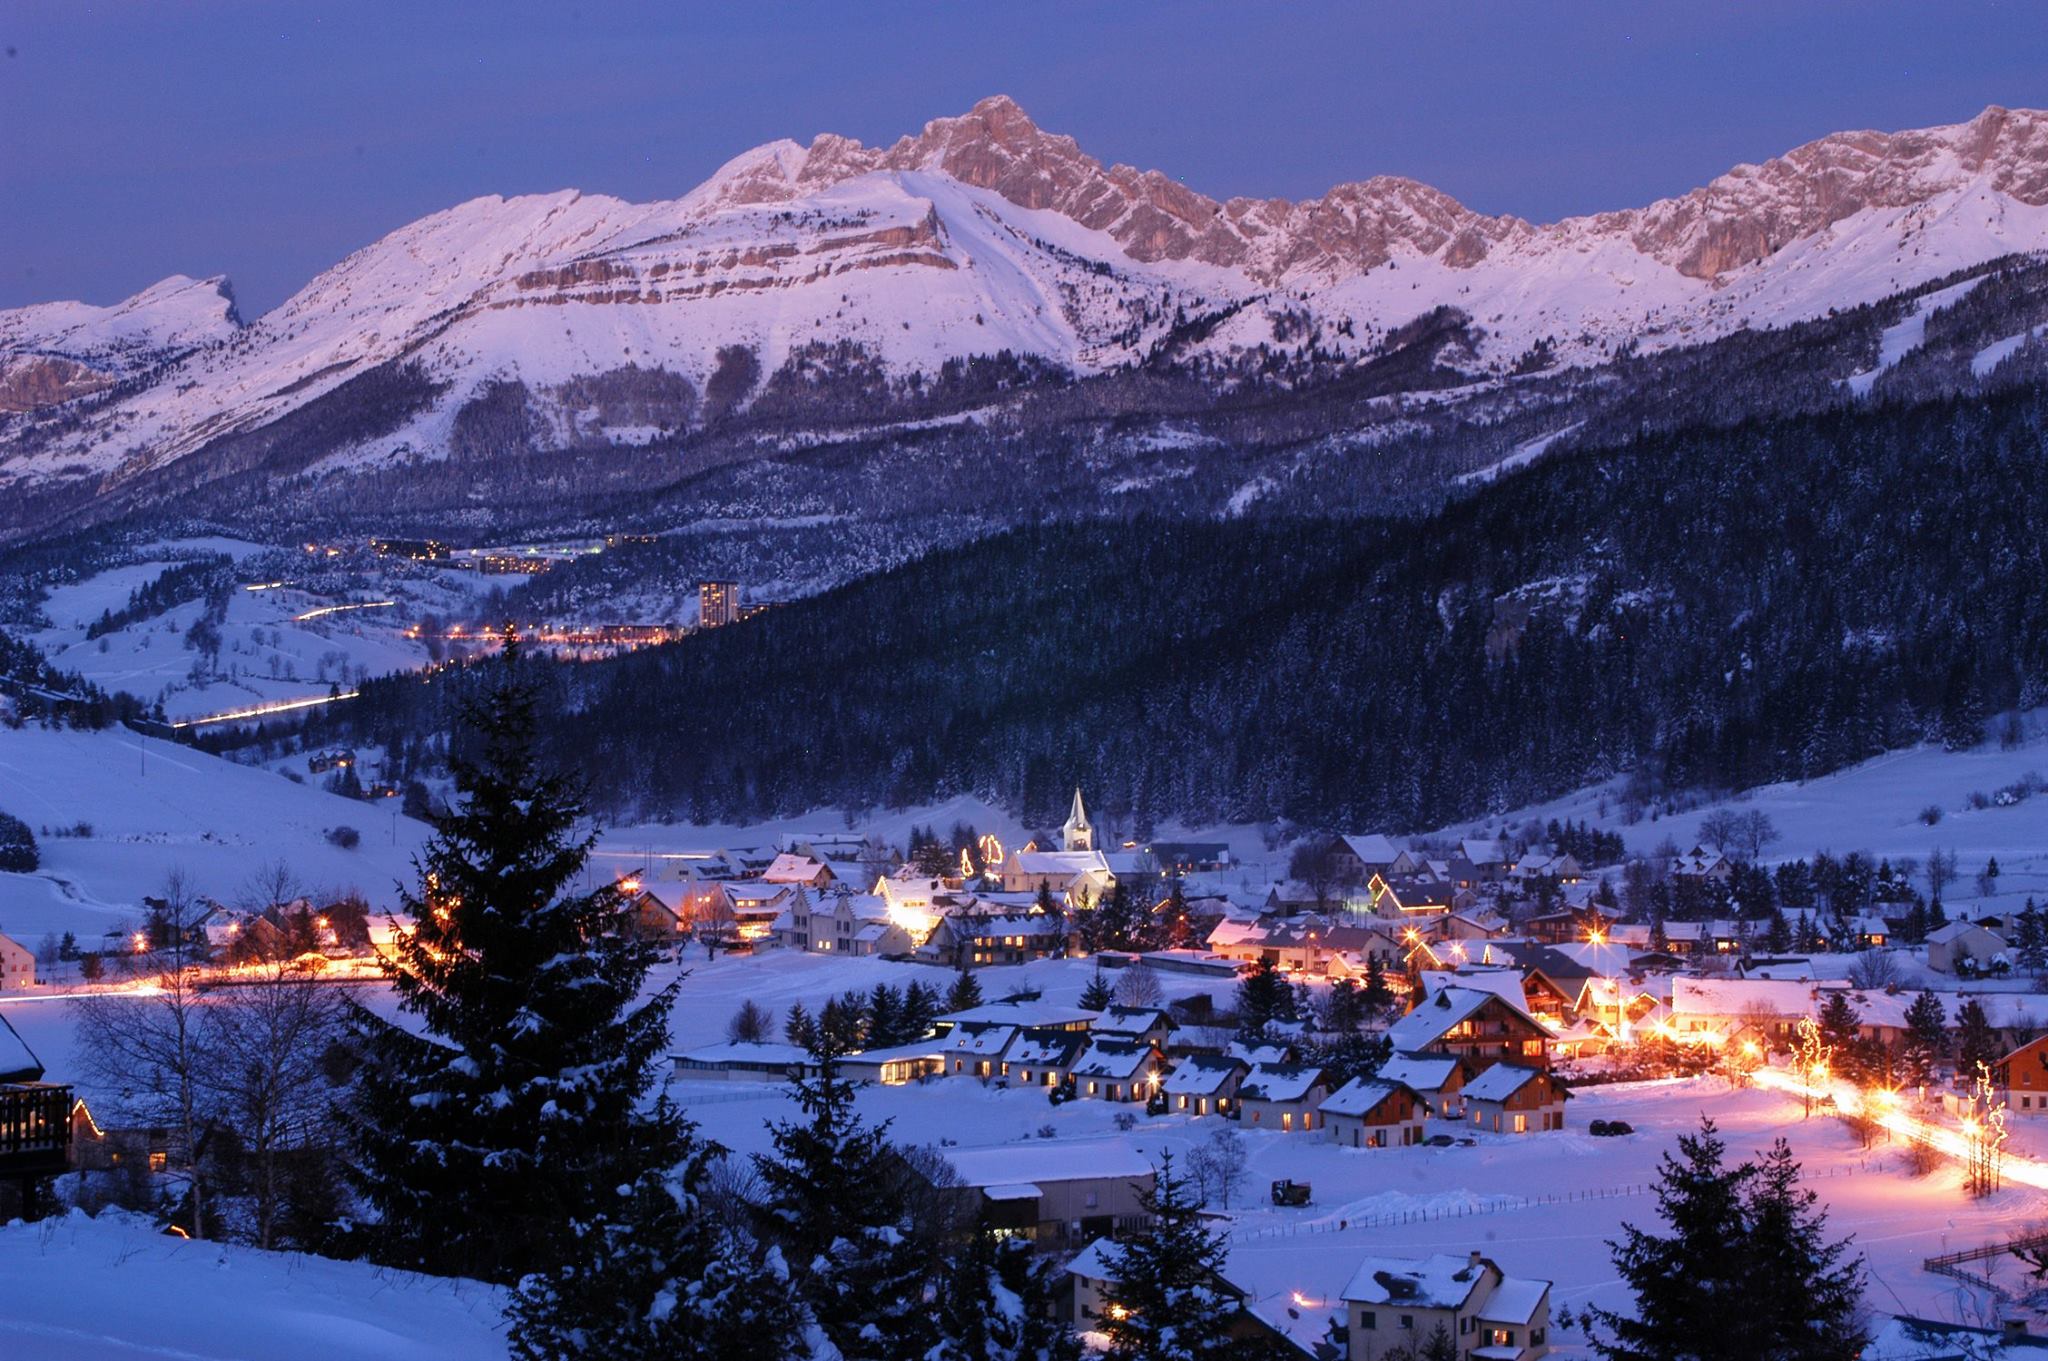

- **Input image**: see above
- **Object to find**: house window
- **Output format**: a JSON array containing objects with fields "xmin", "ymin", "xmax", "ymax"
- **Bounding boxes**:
[
  {"xmin": 1359, "ymin": 1311, "xmax": 1377, "ymax": 1330},
  {"xmin": 1514, "ymin": 1114, "xmax": 1528, "ymax": 1133},
  {"xmin": 1523, "ymin": 1040, "xmax": 1544, "ymax": 1056},
  {"xmin": 1489, "ymin": 1328, "xmax": 1514, "ymax": 1347},
  {"xmin": 1282, "ymin": 1112, "xmax": 1293, "ymax": 1131},
  {"xmin": 149, "ymin": 1151, "xmax": 168, "ymax": 1173},
  {"xmin": 1399, "ymin": 1314, "xmax": 1414, "ymax": 1330},
  {"xmin": 1085, "ymin": 1191, "xmax": 1099, "ymax": 1208}
]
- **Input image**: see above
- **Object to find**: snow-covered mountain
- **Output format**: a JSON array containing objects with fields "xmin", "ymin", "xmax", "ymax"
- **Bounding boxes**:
[{"xmin": 6, "ymin": 97, "xmax": 2048, "ymax": 513}]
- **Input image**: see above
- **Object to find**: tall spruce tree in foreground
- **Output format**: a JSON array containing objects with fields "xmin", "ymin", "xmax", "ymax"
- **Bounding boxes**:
[
  {"xmin": 928, "ymin": 1218, "xmax": 1083, "ymax": 1361},
  {"xmin": 1588, "ymin": 1118, "xmax": 1864, "ymax": 1361},
  {"xmin": 754, "ymin": 1032, "xmax": 934, "ymax": 1361},
  {"xmin": 508, "ymin": 1139, "xmax": 802, "ymax": 1360},
  {"xmin": 341, "ymin": 643, "xmax": 683, "ymax": 1284},
  {"xmin": 1100, "ymin": 1152, "xmax": 1251, "ymax": 1361}
]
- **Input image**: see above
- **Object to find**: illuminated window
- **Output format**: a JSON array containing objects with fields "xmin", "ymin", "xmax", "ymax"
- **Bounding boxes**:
[
  {"xmin": 1514, "ymin": 1114, "xmax": 1528, "ymax": 1133},
  {"xmin": 149, "ymin": 1151, "xmax": 168, "ymax": 1173}
]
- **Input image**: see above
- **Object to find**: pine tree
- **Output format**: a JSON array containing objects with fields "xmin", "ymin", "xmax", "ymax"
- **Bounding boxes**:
[
  {"xmin": 1099, "ymin": 1152, "xmax": 1244, "ymax": 1361},
  {"xmin": 1765, "ymin": 909, "xmax": 1791, "ymax": 954},
  {"xmin": 1080, "ymin": 966, "xmax": 1116, "ymax": 1012},
  {"xmin": 902, "ymin": 980, "xmax": 940, "ymax": 1039},
  {"xmin": 868, "ymin": 983, "xmax": 903, "ymax": 1047},
  {"xmin": 785, "ymin": 1002, "xmax": 817, "ymax": 1048},
  {"xmin": 341, "ymin": 647, "xmax": 684, "ymax": 1283},
  {"xmin": 754, "ymin": 1034, "xmax": 933, "ymax": 1361},
  {"xmin": 1589, "ymin": 1118, "xmax": 1761, "ymax": 1361},
  {"xmin": 1737, "ymin": 1139, "xmax": 1867, "ymax": 1360},
  {"xmin": 1901, "ymin": 990, "xmax": 1946, "ymax": 1084},
  {"xmin": 1956, "ymin": 997, "xmax": 2000, "ymax": 1076},
  {"xmin": 947, "ymin": 965, "xmax": 985, "ymax": 1013},
  {"xmin": 1361, "ymin": 954, "xmax": 1394, "ymax": 1016},
  {"xmin": 928, "ymin": 1220, "xmax": 1082, "ymax": 1361},
  {"xmin": 1816, "ymin": 991, "xmax": 1860, "ymax": 1056},
  {"xmin": 1235, "ymin": 958, "xmax": 1293, "ymax": 1035},
  {"xmin": 508, "ymin": 1141, "xmax": 803, "ymax": 1360}
]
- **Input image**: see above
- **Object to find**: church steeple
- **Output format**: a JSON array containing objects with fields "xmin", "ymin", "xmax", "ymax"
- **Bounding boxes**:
[{"xmin": 1062, "ymin": 787, "xmax": 1093, "ymax": 852}]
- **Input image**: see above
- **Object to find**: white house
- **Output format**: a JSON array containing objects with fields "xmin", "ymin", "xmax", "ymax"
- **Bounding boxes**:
[
  {"xmin": 1342, "ymin": 1251, "xmax": 1552, "ymax": 1360},
  {"xmin": 1321, "ymin": 1078, "xmax": 1427, "ymax": 1148},
  {"xmin": 1237, "ymin": 1063, "xmax": 1331, "ymax": 1133},
  {"xmin": 0, "ymin": 932, "xmax": 36, "ymax": 991},
  {"xmin": 1928, "ymin": 920, "xmax": 2009, "ymax": 975},
  {"xmin": 1160, "ymin": 1053, "xmax": 1247, "ymax": 1117}
]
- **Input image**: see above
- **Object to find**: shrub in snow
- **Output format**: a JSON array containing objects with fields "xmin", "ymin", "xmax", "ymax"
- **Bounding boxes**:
[
  {"xmin": 1919, "ymin": 804, "xmax": 1943, "ymax": 825},
  {"xmin": 325, "ymin": 825, "xmax": 360, "ymax": 849}
]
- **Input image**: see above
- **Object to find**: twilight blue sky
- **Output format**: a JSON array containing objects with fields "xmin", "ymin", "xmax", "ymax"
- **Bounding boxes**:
[{"xmin": 4, "ymin": 2, "xmax": 2044, "ymax": 315}]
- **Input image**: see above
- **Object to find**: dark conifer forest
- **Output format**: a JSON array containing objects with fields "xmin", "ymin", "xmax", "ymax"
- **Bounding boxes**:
[{"xmin": 280, "ymin": 382, "xmax": 2048, "ymax": 833}]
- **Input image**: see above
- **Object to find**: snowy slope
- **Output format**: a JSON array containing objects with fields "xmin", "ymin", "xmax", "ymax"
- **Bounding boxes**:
[
  {"xmin": 0, "ymin": 725, "xmax": 430, "ymax": 946},
  {"xmin": 8, "ymin": 100, "xmax": 2048, "ymax": 495},
  {"xmin": 0, "ymin": 1213, "xmax": 505, "ymax": 1361}
]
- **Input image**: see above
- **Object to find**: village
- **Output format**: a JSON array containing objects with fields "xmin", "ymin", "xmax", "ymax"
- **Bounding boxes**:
[{"xmin": 8, "ymin": 785, "xmax": 2048, "ymax": 1358}]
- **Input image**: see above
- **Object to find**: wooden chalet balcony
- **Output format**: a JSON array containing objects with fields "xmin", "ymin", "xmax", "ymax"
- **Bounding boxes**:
[{"xmin": 0, "ymin": 1083, "xmax": 73, "ymax": 1178}]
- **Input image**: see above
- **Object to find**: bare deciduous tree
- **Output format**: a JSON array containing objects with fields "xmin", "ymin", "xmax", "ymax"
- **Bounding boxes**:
[{"xmin": 1113, "ymin": 963, "xmax": 1163, "ymax": 1009}]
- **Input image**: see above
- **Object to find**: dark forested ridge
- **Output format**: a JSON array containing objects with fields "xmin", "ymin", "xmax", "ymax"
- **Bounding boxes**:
[{"xmin": 278, "ymin": 382, "xmax": 2048, "ymax": 834}]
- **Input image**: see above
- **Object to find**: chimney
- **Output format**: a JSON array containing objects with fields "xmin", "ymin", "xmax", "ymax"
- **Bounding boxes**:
[{"xmin": 1469, "ymin": 1250, "xmax": 1483, "ymax": 1269}]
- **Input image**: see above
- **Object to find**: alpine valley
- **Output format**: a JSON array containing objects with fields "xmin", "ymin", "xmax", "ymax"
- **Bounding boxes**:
[{"xmin": 9, "ymin": 97, "xmax": 2048, "ymax": 830}]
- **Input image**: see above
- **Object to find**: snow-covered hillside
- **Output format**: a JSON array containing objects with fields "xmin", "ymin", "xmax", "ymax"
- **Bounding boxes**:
[
  {"xmin": 0, "ymin": 726, "xmax": 430, "ymax": 947},
  {"xmin": 8, "ymin": 99, "xmax": 2048, "ymax": 495}
]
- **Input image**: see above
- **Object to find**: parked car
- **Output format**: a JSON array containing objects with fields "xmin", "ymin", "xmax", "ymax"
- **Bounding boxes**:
[
  {"xmin": 1589, "ymin": 1119, "xmax": 1634, "ymax": 1137},
  {"xmin": 1270, "ymin": 1179, "xmax": 1312, "ymax": 1207},
  {"xmin": 1425, "ymin": 1134, "xmax": 1457, "ymax": 1147}
]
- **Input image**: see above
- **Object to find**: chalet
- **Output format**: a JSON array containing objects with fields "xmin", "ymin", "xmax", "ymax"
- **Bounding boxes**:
[
  {"xmin": 1068, "ymin": 1039, "xmax": 1165, "ymax": 1102},
  {"xmin": 1365, "ymin": 875, "xmax": 1462, "ymax": 922},
  {"xmin": 1461, "ymin": 839, "xmax": 1512, "ymax": 876},
  {"xmin": 782, "ymin": 892, "xmax": 914, "ymax": 956},
  {"xmin": 1512, "ymin": 852, "xmax": 1583, "ymax": 884},
  {"xmin": 1387, "ymin": 987, "xmax": 1552, "ymax": 1073},
  {"xmin": 670, "ymin": 1041, "xmax": 814, "ymax": 1083},
  {"xmin": 998, "ymin": 848, "xmax": 1113, "ymax": 902},
  {"xmin": 941, "ymin": 1138, "xmax": 1154, "ymax": 1246},
  {"xmin": 940, "ymin": 1023, "xmax": 1021, "ymax": 1079},
  {"xmin": 1160, "ymin": 1054, "xmax": 1246, "ymax": 1117},
  {"xmin": 1328, "ymin": 834, "xmax": 1404, "ymax": 882},
  {"xmin": 938, "ymin": 1001, "xmax": 1097, "ymax": 1031},
  {"xmin": 1438, "ymin": 909, "xmax": 1510, "ymax": 943},
  {"xmin": 1671, "ymin": 845, "xmax": 1733, "ymax": 883},
  {"xmin": 717, "ymin": 881, "xmax": 795, "ymax": 946},
  {"xmin": 623, "ymin": 885, "xmax": 688, "ymax": 942},
  {"xmin": 1237, "ymin": 1062, "xmax": 1330, "ymax": 1133},
  {"xmin": 922, "ymin": 911, "xmax": 1068, "ymax": 967},
  {"xmin": 1928, "ymin": 921, "xmax": 2009, "ymax": 976},
  {"xmin": 999, "ymin": 1028, "xmax": 1089, "ymax": 1089},
  {"xmin": 1229, "ymin": 1038, "xmax": 1297, "ymax": 1068},
  {"xmin": 1342, "ymin": 1250, "xmax": 1552, "ymax": 1361},
  {"xmin": 0, "ymin": 1015, "xmax": 71, "ymax": 1219},
  {"xmin": 1380, "ymin": 1052, "xmax": 1469, "ymax": 1118},
  {"xmin": 1996, "ymin": 1035, "xmax": 2048, "ymax": 1115},
  {"xmin": 1322, "ymin": 1079, "xmax": 1427, "ymax": 1148},
  {"xmin": 1463, "ymin": 1064, "xmax": 1567, "ymax": 1134},
  {"xmin": 0, "ymin": 932, "xmax": 35, "ymax": 991},
  {"xmin": 761, "ymin": 853, "xmax": 837, "ymax": 889},
  {"xmin": 1091, "ymin": 1004, "xmax": 1175, "ymax": 1048},
  {"xmin": 1669, "ymin": 976, "xmax": 1824, "ymax": 1046}
]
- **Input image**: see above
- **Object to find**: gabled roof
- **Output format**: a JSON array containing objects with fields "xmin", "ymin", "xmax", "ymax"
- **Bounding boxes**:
[
  {"xmin": 1004, "ymin": 1027, "xmax": 1088, "ymax": 1066},
  {"xmin": 1930, "ymin": 920, "xmax": 2006, "ymax": 945},
  {"xmin": 1070, "ymin": 1038, "xmax": 1156, "ymax": 1079},
  {"xmin": 942, "ymin": 1138, "xmax": 1154, "ymax": 1191},
  {"xmin": 1461, "ymin": 1063, "xmax": 1549, "ymax": 1104},
  {"xmin": 1093, "ymin": 1005, "xmax": 1172, "ymax": 1035},
  {"xmin": 1238, "ymin": 1062, "xmax": 1327, "ymax": 1103},
  {"xmin": 941, "ymin": 1024, "xmax": 1018, "ymax": 1056},
  {"xmin": 762, "ymin": 853, "xmax": 829, "ymax": 883},
  {"xmin": 1337, "ymin": 834, "xmax": 1401, "ymax": 865},
  {"xmin": 0, "ymin": 1012, "xmax": 43, "ymax": 1083},
  {"xmin": 1379, "ymin": 1052, "xmax": 1463, "ymax": 1093},
  {"xmin": 1342, "ymin": 1253, "xmax": 1491, "ymax": 1309},
  {"xmin": 1387, "ymin": 986, "xmax": 1542, "ymax": 1050},
  {"xmin": 1161, "ymin": 1053, "xmax": 1246, "ymax": 1095},
  {"xmin": 938, "ymin": 1001, "xmax": 1096, "ymax": 1028},
  {"xmin": 1475, "ymin": 1276, "xmax": 1551, "ymax": 1325},
  {"xmin": 1320, "ymin": 1078, "xmax": 1414, "ymax": 1119}
]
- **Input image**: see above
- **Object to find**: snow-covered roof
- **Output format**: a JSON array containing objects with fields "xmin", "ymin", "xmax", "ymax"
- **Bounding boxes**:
[
  {"xmin": 1379, "ymin": 1053, "xmax": 1462, "ymax": 1093},
  {"xmin": 1417, "ymin": 968, "xmax": 1526, "ymax": 1009},
  {"xmin": 673, "ymin": 1041, "xmax": 810, "ymax": 1068},
  {"xmin": 938, "ymin": 1001, "xmax": 1096, "ymax": 1028},
  {"xmin": 1009, "ymin": 850, "xmax": 1109, "ymax": 875},
  {"xmin": 1161, "ymin": 1054, "xmax": 1245, "ymax": 1095},
  {"xmin": 1238, "ymin": 1062, "xmax": 1326, "ymax": 1103},
  {"xmin": 1093, "ymin": 1005, "xmax": 1171, "ymax": 1035},
  {"xmin": 0, "ymin": 1013, "xmax": 42, "ymax": 1082},
  {"xmin": 1341, "ymin": 1253, "xmax": 1490, "ymax": 1309},
  {"xmin": 1671, "ymin": 976, "xmax": 1828, "ymax": 1017},
  {"xmin": 1339, "ymin": 834, "xmax": 1401, "ymax": 865},
  {"xmin": 1004, "ymin": 1029, "xmax": 1086, "ymax": 1066},
  {"xmin": 1475, "ymin": 1275, "xmax": 1550, "ymax": 1326},
  {"xmin": 1461, "ymin": 1063, "xmax": 1546, "ymax": 1104},
  {"xmin": 1320, "ymin": 1079, "xmax": 1411, "ymax": 1119},
  {"xmin": 1462, "ymin": 839, "xmax": 1506, "ymax": 865},
  {"xmin": 941, "ymin": 1138, "xmax": 1155, "ymax": 1190},
  {"xmin": 762, "ymin": 853, "xmax": 828, "ymax": 883},
  {"xmin": 1931, "ymin": 920, "xmax": 2006, "ymax": 945},
  {"xmin": 1228, "ymin": 1040, "xmax": 1293, "ymax": 1067},
  {"xmin": 1387, "ymin": 986, "xmax": 1540, "ymax": 1050},
  {"xmin": 1070, "ymin": 1039, "xmax": 1155, "ymax": 1079},
  {"xmin": 941, "ymin": 1024, "xmax": 1018, "ymax": 1056}
]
